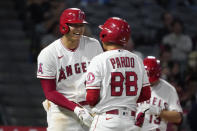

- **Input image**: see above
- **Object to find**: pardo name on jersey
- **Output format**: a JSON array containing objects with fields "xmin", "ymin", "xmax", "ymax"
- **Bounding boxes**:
[{"xmin": 110, "ymin": 57, "xmax": 135, "ymax": 69}]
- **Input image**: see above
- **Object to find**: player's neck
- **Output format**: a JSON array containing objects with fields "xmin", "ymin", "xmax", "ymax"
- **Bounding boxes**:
[
  {"xmin": 104, "ymin": 45, "xmax": 124, "ymax": 51},
  {"xmin": 61, "ymin": 36, "xmax": 80, "ymax": 49},
  {"xmin": 150, "ymin": 80, "xmax": 160, "ymax": 87}
]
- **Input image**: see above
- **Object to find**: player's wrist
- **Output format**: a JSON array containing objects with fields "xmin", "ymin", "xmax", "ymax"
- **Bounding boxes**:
[
  {"xmin": 74, "ymin": 106, "xmax": 82, "ymax": 116},
  {"xmin": 159, "ymin": 109, "xmax": 166, "ymax": 117}
]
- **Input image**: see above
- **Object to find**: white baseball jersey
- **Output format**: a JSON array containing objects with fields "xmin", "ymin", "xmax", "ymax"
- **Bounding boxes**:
[
  {"xmin": 137, "ymin": 79, "xmax": 183, "ymax": 131},
  {"xmin": 37, "ymin": 35, "xmax": 103, "ymax": 103},
  {"xmin": 86, "ymin": 49, "xmax": 150, "ymax": 113}
]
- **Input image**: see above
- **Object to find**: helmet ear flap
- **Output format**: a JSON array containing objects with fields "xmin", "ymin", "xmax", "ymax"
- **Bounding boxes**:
[
  {"xmin": 99, "ymin": 29, "xmax": 108, "ymax": 43},
  {"xmin": 60, "ymin": 24, "xmax": 70, "ymax": 34},
  {"xmin": 101, "ymin": 34, "xmax": 107, "ymax": 39}
]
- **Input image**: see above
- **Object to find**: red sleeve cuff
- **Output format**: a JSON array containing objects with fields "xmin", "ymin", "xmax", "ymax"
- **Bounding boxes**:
[
  {"xmin": 137, "ymin": 86, "xmax": 151, "ymax": 103},
  {"xmin": 86, "ymin": 89, "xmax": 100, "ymax": 106}
]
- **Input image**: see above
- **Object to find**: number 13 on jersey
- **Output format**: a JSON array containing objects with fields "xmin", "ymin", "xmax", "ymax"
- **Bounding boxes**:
[{"xmin": 111, "ymin": 71, "xmax": 138, "ymax": 96}]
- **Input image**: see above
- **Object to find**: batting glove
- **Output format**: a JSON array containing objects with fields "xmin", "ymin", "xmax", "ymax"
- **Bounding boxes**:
[
  {"xmin": 74, "ymin": 106, "xmax": 93, "ymax": 127},
  {"xmin": 148, "ymin": 105, "xmax": 162, "ymax": 116},
  {"xmin": 135, "ymin": 112, "xmax": 145, "ymax": 127}
]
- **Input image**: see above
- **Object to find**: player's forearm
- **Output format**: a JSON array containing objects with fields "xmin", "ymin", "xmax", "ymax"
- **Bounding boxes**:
[
  {"xmin": 86, "ymin": 89, "xmax": 100, "ymax": 106},
  {"xmin": 46, "ymin": 90, "xmax": 78, "ymax": 111},
  {"xmin": 40, "ymin": 79, "xmax": 78, "ymax": 111},
  {"xmin": 159, "ymin": 110, "xmax": 182, "ymax": 124},
  {"xmin": 137, "ymin": 86, "xmax": 151, "ymax": 103}
]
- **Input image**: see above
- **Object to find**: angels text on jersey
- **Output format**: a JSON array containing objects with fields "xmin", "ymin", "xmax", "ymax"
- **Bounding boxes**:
[{"xmin": 38, "ymin": 61, "xmax": 90, "ymax": 82}]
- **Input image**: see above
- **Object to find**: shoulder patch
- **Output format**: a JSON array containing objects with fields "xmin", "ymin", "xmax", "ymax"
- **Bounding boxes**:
[
  {"xmin": 86, "ymin": 72, "xmax": 95, "ymax": 84},
  {"xmin": 38, "ymin": 63, "xmax": 43, "ymax": 74}
]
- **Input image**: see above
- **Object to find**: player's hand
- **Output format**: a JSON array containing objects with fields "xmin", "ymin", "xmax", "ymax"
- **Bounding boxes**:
[
  {"xmin": 135, "ymin": 112, "xmax": 145, "ymax": 127},
  {"xmin": 148, "ymin": 105, "xmax": 162, "ymax": 116},
  {"xmin": 74, "ymin": 106, "xmax": 93, "ymax": 127},
  {"xmin": 42, "ymin": 99, "xmax": 50, "ymax": 112}
]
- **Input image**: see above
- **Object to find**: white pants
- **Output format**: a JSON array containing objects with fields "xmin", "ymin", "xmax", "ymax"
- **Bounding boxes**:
[
  {"xmin": 45, "ymin": 101, "xmax": 89, "ymax": 131},
  {"xmin": 90, "ymin": 109, "xmax": 138, "ymax": 131}
]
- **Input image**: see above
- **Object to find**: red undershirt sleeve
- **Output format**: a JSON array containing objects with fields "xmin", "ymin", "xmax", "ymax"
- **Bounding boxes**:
[
  {"xmin": 137, "ymin": 86, "xmax": 151, "ymax": 103},
  {"xmin": 40, "ymin": 79, "xmax": 78, "ymax": 111},
  {"xmin": 86, "ymin": 89, "xmax": 100, "ymax": 107}
]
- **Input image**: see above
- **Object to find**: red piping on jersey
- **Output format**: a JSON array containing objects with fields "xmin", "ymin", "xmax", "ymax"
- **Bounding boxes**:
[
  {"xmin": 86, "ymin": 89, "xmax": 100, "ymax": 106},
  {"xmin": 60, "ymin": 38, "xmax": 79, "ymax": 52},
  {"xmin": 137, "ymin": 86, "xmax": 151, "ymax": 103},
  {"xmin": 86, "ymin": 86, "xmax": 100, "ymax": 87},
  {"xmin": 40, "ymin": 79, "xmax": 78, "ymax": 111},
  {"xmin": 142, "ymin": 83, "xmax": 150, "ymax": 86},
  {"xmin": 37, "ymin": 75, "xmax": 56, "ymax": 78},
  {"xmin": 93, "ymin": 115, "xmax": 100, "ymax": 131}
]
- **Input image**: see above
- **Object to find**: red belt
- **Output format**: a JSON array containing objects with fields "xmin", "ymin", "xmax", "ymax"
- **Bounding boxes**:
[
  {"xmin": 78, "ymin": 101, "xmax": 88, "ymax": 106},
  {"xmin": 106, "ymin": 109, "xmax": 136, "ymax": 116}
]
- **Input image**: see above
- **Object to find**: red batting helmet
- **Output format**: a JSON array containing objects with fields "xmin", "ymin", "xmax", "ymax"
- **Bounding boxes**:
[
  {"xmin": 143, "ymin": 56, "xmax": 161, "ymax": 83},
  {"xmin": 99, "ymin": 17, "xmax": 131, "ymax": 45},
  {"xmin": 59, "ymin": 8, "xmax": 87, "ymax": 34}
]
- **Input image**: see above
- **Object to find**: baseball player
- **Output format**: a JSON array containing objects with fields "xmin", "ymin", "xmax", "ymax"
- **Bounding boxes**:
[
  {"xmin": 85, "ymin": 17, "xmax": 151, "ymax": 131},
  {"xmin": 37, "ymin": 8, "xmax": 103, "ymax": 131},
  {"xmin": 136, "ymin": 56, "xmax": 183, "ymax": 131}
]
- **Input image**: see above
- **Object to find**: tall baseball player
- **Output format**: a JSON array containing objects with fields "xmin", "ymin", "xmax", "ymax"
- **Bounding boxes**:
[
  {"xmin": 135, "ymin": 56, "xmax": 183, "ymax": 131},
  {"xmin": 37, "ymin": 8, "xmax": 103, "ymax": 131},
  {"xmin": 85, "ymin": 17, "xmax": 151, "ymax": 131}
]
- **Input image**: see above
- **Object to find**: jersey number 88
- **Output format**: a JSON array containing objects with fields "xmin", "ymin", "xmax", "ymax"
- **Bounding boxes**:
[{"xmin": 111, "ymin": 71, "xmax": 138, "ymax": 96}]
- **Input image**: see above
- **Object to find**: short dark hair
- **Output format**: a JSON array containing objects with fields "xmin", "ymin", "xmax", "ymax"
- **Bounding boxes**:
[
  {"xmin": 161, "ymin": 11, "xmax": 172, "ymax": 21},
  {"xmin": 171, "ymin": 18, "xmax": 184, "ymax": 27},
  {"xmin": 171, "ymin": 18, "xmax": 184, "ymax": 32}
]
